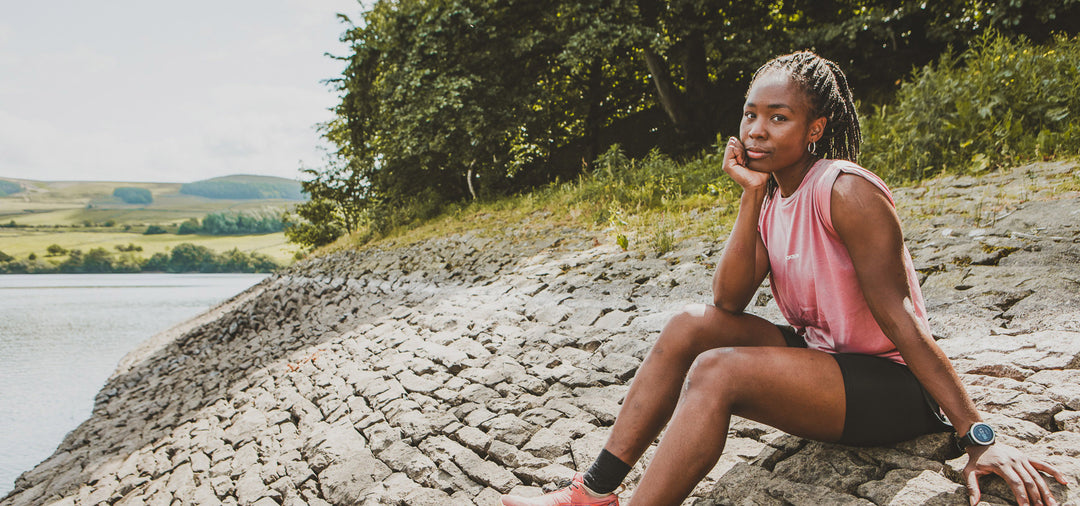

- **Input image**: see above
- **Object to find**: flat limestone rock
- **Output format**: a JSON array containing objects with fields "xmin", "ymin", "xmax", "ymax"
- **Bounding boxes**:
[{"xmin": 3, "ymin": 162, "xmax": 1078, "ymax": 506}]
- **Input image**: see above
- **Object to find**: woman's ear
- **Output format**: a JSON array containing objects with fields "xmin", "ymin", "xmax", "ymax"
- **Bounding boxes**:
[{"xmin": 809, "ymin": 116, "xmax": 827, "ymax": 142}]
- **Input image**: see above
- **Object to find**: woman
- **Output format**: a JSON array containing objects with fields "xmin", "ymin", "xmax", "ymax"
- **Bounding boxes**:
[{"xmin": 501, "ymin": 51, "xmax": 1067, "ymax": 506}]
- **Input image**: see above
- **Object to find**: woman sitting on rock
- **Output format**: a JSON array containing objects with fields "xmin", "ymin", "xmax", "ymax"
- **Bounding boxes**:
[{"xmin": 501, "ymin": 51, "xmax": 1067, "ymax": 506}]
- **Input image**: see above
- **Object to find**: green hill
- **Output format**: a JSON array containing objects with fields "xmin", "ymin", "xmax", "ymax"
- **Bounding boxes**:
[
  {"xmin": 179, "ymin": 175, "xmax": 305, "ymax": 201},
  {"xmin": 0, "ymin": 179, "xmax": 22, "ymax": 196}
]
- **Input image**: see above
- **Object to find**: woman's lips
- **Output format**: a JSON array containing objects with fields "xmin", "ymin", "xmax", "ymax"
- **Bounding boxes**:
[{"xmin": 746, "ymin": 149, "xmax": 768, "ymax": 160}]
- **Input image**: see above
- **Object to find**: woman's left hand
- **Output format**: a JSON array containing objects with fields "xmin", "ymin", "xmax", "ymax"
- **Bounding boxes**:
[{"xmin": 963, "ymin": 443, "xmax": 1069, "ymax": 506}]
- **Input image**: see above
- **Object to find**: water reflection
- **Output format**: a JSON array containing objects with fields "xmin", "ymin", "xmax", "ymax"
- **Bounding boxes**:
[{"xmin": 0, "ymin": 273, "xmax": 267, "ymax": 493}]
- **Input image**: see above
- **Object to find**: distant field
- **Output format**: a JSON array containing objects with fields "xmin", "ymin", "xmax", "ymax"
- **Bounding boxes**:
[
  {"xmin": 0, "ymin": 176, "xmax": 303, "ymax": 265},
  {"xmin": 0, "ymin": 229, "xmax": 296, "ymax": 264}
]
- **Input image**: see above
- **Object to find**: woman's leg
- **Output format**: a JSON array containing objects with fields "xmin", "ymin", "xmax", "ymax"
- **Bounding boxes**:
[
  {"xmin": 626, "ymin": 346, "xmax": 845, "ymax": 506},
  {"xmin": 602, "ymin": 303, "xmax": 789, "ymax": 468}
]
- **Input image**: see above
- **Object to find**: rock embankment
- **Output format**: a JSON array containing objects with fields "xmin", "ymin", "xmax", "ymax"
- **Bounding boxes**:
[{"xmin": 3, "ymin": 161, "xmax": 1079, "ymax": 506}]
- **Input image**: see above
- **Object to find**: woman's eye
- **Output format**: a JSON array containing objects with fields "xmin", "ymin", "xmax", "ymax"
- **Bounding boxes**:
[
  {"xmin": 771, "ymin": 114, "xmax": 787, "ymax": 122},
  {"xmin": 743, "ymin": 111, "xmax": 755, "ymax": 119}
]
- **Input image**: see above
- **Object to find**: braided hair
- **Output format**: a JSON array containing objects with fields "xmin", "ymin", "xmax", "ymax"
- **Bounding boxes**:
[{"xmin": 748, "ymin": 51, "xmax": 861, "ymax": 197}]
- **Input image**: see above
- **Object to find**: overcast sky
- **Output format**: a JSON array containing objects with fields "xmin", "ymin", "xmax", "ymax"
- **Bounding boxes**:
[{"xmin": 0, "ymin": 0, "xmax": 368, "ymax": 183}]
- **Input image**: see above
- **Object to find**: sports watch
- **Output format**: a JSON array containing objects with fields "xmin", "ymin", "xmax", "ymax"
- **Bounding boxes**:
[{"xmin": 956, "ymin": 422, "xmax": 996, "ymax": 450}]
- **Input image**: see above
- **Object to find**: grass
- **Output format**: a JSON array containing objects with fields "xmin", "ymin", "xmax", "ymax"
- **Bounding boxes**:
[
  {"xmin": 318, "ymin": 149, "xmax": 1079, "ymax": 264},
  {"xmin": 319, "ymin": 147, "xmax": 739, "ymax": 258}
]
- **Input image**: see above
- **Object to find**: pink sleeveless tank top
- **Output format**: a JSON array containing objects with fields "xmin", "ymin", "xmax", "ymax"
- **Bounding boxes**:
[{"xmin": 758, "ymin": 159, "xmax": 928, "ymax": 364}]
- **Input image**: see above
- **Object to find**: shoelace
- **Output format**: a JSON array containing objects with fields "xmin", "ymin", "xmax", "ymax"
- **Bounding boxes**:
[
  {"xmin": 542, "ymin": 478, "xmax": 575, "ymax": 493},
  {"xmin": 542, "ymin": 478, "xmax": 625, "ymax": 498}
]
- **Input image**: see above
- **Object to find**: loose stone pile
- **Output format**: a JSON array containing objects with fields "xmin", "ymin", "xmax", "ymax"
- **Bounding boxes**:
[{"xmin": 3, "ymin": 161, "xmax": 1079, "ymax": 506}]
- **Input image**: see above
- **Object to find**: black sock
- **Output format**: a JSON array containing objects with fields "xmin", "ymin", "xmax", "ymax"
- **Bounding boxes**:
[{"xmin": 582, "ymin": 449, "xmax": 631, "ymax": 495}]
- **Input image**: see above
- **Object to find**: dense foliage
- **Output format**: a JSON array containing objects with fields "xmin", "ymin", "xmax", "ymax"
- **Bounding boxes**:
[
  {"xmin": 178, "ymin": 210, "xmax": 285, "ymax": 236},
  {"xmin": 0, "ymin": 243, "xmax": 279, "ymax": 274},
  {"xmin": 289, "ymin": 0, "xmax": 1079, "ymax": 249},
  {"xmin": 180, "ymin": 176, "xmax": 305, "ymax": 200},
  {"xmin": 112, "ymin": 187, "xmax": 153, "ymax": 204},
  {"xmin": 862, "ymin": 32, "xmax": 1080, "ymax": 182},
  {"xmin": 0, "ymin": 180, "xmax": 22, "ymax": 196}
]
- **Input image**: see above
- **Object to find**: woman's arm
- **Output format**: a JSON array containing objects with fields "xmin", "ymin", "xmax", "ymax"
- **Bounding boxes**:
[
  {"xmin": 713, "ymin": 137, "xmax": 771, "ymax": 312},
  {"xmin": 831, "ymin": 173, "xmax": 1067, "ymax": 506}
]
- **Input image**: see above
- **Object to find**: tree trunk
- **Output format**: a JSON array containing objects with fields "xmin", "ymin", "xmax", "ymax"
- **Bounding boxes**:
[
  {"xmin": 681, "ymin": 31, "xmax": 715, "ymax": 144},
  {"xmin": 466, "ymin": 165, "xmax": 477, "ymax": 200},
  {"xmin": 642, "ymin": 46, "xmax": 689, "ymax": 131},
  {"xmin": 583, "ymin": 58, "xmax": 604, "ymax": 165}
]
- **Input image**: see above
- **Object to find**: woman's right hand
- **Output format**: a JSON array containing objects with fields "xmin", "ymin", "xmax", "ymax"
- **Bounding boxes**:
[{"xmin": 723, "ymin": 136, "xmax": 771, "ymax": 190}]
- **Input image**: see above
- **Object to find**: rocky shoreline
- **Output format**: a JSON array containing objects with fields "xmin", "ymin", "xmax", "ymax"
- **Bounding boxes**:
[{"xmin": 3, "ymin": 161, "xmax": 1079, "ymax": 505}]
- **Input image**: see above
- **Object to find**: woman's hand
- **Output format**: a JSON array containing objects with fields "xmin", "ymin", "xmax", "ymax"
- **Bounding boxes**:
[
  {"xmin": 964, "ymin": 443, "xmax": 1069, "ymax": 506},
  {"xmin": 723, "ymin": 136, "xmax": 771, "ymax": 190}
]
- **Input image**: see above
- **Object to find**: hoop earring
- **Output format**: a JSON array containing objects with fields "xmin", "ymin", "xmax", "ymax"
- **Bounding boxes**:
[{"xmin": 808, "ymin": 141, "xmax": 817, "ymax": 155}]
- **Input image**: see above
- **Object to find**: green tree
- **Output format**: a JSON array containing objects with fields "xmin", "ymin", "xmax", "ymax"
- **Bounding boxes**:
[
  {"xmin": 0, "ymin": 250, "xmax": 13, "ymax": 263},
  {"xmin": 144, "ymin": 252, "xmax": 170, "ymax": 272},
  {"xmin": 82, "ymin": 248, "xmax": 115, "ymax": 273},
  {"xmin": 285, "ymin": 159, "xmax": 367, "ymax": 248},
  {"xmin": 59, "ymin": 249, "xmax": 84, "ymax": 273},
  {"xmin": 144, "ymin": 225, "xmax": 167, "ymax": 235},
  {"xmin": 168, "ymin": 243, "xmax": 216, "ymax": 272},
  {"xmin": 46, "ymin": 244, "xmax": 68, "ymax": 256},
  {"xmin": 305, "ymin": 0, "xmax": 1080, "ymax": 246}
]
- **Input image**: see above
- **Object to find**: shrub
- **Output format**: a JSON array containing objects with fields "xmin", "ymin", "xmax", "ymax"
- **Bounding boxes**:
[
  {"xmin": 113, "ymin": 187, "xmax": 153, "ymax": 204},
  {"xmin": 46, "ymin": 244, "xmax": 68, "ymax": 256},
  {"xmin": 200, "ymin": 210, "xmax": 284, "ymax": 235},
  {"xmin": 862, "ymin": 32, "xmax": 1080, "ymax": 182},
  {"xmin": 178, "ymin": 218, "xmax": 201, "ymax": 235},
  {"xmin": 144, "ymin": 225, "xmax": 168, "ymax": 235}
]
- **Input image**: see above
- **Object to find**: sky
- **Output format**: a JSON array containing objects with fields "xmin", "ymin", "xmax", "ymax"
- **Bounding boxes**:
[{"xmin": 0, "ymin": 0, "xmax": 369, "ymax": 183}]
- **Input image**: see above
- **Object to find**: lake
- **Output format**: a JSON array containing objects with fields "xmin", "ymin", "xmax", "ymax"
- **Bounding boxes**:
[{"xmin": 0, "ymin": 273, "xmax": 268, "ymax": 494}]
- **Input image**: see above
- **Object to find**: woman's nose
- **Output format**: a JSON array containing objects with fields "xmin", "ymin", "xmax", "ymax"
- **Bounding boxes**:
[{"xmin": 747, "ymin": 120, "xmax": 765, "ymax": 138}]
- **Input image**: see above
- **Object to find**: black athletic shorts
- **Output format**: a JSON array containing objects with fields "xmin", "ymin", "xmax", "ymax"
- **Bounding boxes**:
[{"xmin": 778, "ymin": 325, "xmax": 952, "ymax": 446}]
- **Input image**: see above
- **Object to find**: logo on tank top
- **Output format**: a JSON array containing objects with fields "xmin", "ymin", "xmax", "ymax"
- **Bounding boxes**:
[{"xmin": 785, "ymin": 253, "xmax": 800, "ymax": 261}]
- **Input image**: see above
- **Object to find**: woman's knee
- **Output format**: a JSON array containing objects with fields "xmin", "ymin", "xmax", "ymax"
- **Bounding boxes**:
[
  {"xmin": 682, "ymin": 348, "xmax": 746, "ymax": 400},
  {"xmin": 657, "ymin": 304, "xmax": 734, "ymax": 347}
]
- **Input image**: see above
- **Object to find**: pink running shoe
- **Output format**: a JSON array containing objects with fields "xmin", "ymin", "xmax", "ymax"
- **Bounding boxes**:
[{"xmin": 500, "ymin": 473, "xmax": 620, "ymax": 506}]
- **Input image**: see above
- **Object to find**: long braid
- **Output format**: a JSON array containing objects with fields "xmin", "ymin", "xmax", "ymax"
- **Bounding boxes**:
[{"xmin": 748, "ymin": 51, "xmax": 861, "ymax": 163}]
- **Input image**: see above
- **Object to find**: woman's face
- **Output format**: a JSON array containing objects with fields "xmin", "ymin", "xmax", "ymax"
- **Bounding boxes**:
[{"xmin": 739, "ymin": 71, "xmax": 824, "ymax": 176}]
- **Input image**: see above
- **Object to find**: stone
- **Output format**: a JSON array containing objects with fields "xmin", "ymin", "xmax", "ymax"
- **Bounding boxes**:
[
  {"xmin": 597, "ymin": 352, "xmax": 640, "ymax": 381},
  {"xmin": 772, "ymin": 444, "xmax": 884, "ymax": 495},
  {"xmin": 300, "ymin": 422, "xmax": 368, "ymax": 473},
  {"xmin": 234, "ymin": 469, "xmax": 268, "ymax": 505},
  {"xmin": 402, "ymin": 487, "xmax": 453, "ymax": 505},
  {"xmin": 378, "ymin": 440, "xmax": 439, "ymax": 486},
  {"xmin": 857, "ymin": 469, "xmax": 967, "ymax": 506},
  {"xmin": 452, "ymin": 447, "xmax": 521, "ymax": 491},
  {"xmin": 1056, "ymin": 410, "xmax": 1080, "ymax": 432},
  {"xmin": 481, "ymin": 414, "xmax": 538, "ymax": 447},
  {"xmin": 522, "ymin": 428, "xmax": 573, "ymax": 460},
  {"xmin": 317, "ymin": 449, "xmax": 392, "ymax": 505},
  {"xmin": 705, "ymin": 463, "xmax": 874, "ymax": 505}
]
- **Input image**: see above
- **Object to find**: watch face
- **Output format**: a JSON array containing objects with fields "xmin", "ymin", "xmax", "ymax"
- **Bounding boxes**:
[{"xmin": 973, "ymin": 423, "xmax": 995, "ymax": 444}]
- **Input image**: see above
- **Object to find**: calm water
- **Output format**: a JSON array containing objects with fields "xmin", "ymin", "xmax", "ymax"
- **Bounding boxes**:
[{"xmin": 0, "ymin": 273, "xmax": 267, "ymax": 494}]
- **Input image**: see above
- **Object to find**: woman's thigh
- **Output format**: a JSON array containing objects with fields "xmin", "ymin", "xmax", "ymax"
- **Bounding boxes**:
[
  {"xmin": 661, "ymin": 303, "xmax": 790, "ymax": 356},
  {"xmin": 686, "ymin": 346, "xmax": 846, "ymax": 443}
]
